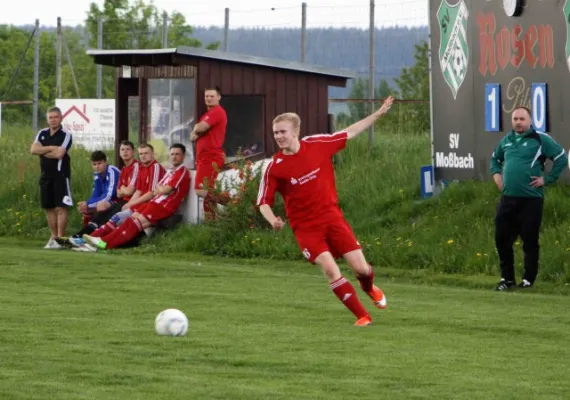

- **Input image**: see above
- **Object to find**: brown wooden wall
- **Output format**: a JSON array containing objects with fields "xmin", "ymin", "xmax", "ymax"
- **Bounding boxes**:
[
  {"xmin": 193, "ymin": 59, "xmax": 346, "ymax": 155},
  {"xmin": 116, "ymin": 58, "xmax": 348, "ymax": 157},
  {"xmin": 115, "ymin": 76, "xmax": 138, "ymax": 167}
]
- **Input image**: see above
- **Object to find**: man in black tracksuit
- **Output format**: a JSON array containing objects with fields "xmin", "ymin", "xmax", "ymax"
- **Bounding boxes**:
[
  {"xmin": 30, "ymin": 107, "xmax": 73, "ymax": 249},
  {"xmin": 490, "ymin": 106, "xmax": 567, "ymax": 291}
]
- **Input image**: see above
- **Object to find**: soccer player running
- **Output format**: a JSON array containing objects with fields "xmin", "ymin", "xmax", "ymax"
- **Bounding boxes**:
[
  {"xmin": 190, "ymin": 86, "xmax": 228, "ymax": 219},
  {"xmin": 257, "ymin": 96, "xmax": 394, "ymax": 326},
  {"xmin": 58, "ymin": 140, "xmax": 140, "ymax": 247},
  {"xmin": 83, "ymin": 144, "xmax": 190, "ymax": 251},
  {"xmin": 30, "ymin": 107, "xmax": 73, "ymax": 249}
]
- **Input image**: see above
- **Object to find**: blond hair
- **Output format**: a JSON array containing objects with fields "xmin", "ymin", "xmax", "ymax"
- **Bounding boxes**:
[{"xmin": 273, "ymin": 112, "xmax": 301, "ymax": 132}]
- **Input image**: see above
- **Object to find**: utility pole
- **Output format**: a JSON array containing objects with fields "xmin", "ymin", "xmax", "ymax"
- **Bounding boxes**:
[
  {"xmin": 56, "ymin": 17, "xmax": 62, "ymax": 98},
  {"xmin": 162, "ymin": 11, "xmax": 168, "ymax": 47},
  {"xmin": 223, "ymin": 8, "xmax": 230, "ymax": 51},
  {"xmin": 368, "ymin": 0, "xmax": 375, "ymax": 147},
  {"xmin": 301, "ymin": 2, "xmax": 307, "ymax": 63},
  {"xmin": 33, "ymin": 19, "xmax": 40, "ymax": 132},
  {"xmin": 162, "ymin": 12, "xmax": 174, "ymax": 136},
  {"xmin": 63, "ymin": 35, "xmax": 80, "ymax": 98},
  {"xmin": 97, "ymin": 16, "xmax": 103, "ymax": 99}
]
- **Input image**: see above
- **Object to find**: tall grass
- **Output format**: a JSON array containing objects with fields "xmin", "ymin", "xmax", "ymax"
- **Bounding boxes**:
[
  {"xmin": 0, "ymin": 124, "xmax": 110, "ymax": 237},
  {"xmin": 3, "ymin": 124, "xmax": 570, "ymax": 283}
]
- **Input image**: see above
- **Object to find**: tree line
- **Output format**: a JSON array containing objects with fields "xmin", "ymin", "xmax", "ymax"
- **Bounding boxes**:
[{"xmin": 0, "ymin": 0, "xmax": 429, "ymax": 132}]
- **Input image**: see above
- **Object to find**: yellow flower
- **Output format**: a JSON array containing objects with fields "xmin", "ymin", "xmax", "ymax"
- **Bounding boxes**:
[
  {"xmin": 447, "ymin": 239, "xmax": 454, "ymax": 244},
  {"xmin": 476, "ymin": 253, "xmax": 482, "ymax": 256},
  {"xmin": 407, "ymin": 241, "xmax": 413, "ymax": 247}
]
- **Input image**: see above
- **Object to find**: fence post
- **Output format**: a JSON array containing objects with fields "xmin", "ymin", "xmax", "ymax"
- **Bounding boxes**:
[{"xmin": 32, "ymin": 19, "xmax": 40, "ymax": 132}]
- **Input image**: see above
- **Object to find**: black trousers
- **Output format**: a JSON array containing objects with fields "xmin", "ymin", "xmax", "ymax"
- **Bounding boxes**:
[
  {"xmin": 89, "ymin": 200, "xmax": 127, "ymax": 227},
  {"xmin": 494, "ymin": 195, "xmax": 544, "ymax": 284},
  {"xmin": 72, "ymin": 200, "xmax": 127, "ymax": 238}
]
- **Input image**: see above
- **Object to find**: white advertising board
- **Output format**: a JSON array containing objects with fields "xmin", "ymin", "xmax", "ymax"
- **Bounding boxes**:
[{"xmin": 55, "ymin": 99, "xmax": 115, "ymax": 151}]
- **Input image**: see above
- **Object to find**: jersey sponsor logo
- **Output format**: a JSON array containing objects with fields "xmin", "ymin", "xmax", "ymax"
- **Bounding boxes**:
[{"xmin": 291, "ymin": 167, "xmax": 321, "ymax": 186}]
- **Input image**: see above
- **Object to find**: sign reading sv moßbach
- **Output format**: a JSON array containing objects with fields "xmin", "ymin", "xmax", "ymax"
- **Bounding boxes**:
[{"xmin": 429, "ymin": 0, "xmax": 569, "ymax": 181}]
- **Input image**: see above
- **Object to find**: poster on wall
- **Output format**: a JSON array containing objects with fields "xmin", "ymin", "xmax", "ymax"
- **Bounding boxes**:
[{"xmin": 55, "ymin": 99, "xmax": 115, "ymax": 151}]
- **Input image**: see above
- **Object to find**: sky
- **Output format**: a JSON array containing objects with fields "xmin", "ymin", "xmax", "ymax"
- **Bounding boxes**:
[{"xmin": 1, "ymin": 0, "xmax": 428, "ymax": 29}]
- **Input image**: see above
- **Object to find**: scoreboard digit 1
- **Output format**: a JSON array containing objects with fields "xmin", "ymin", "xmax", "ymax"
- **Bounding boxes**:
[{"xmin": 485, "ymin": 83, "xmax": 500, "ymax": 132}]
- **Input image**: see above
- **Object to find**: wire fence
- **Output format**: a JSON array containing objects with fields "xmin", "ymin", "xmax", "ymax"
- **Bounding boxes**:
[{"xmin": 1, "ymin": 0, "xmax": 429, "ymax": 132}]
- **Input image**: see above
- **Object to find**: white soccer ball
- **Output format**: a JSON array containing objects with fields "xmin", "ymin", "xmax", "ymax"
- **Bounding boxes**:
[{"xmin": 154, "ymin": 308, "xmax": 189, "ymax": 336}]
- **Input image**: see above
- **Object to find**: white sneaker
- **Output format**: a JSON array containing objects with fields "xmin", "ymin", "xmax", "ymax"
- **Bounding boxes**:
[
  {"xmin": 71, "ymin": 243, "xmax": 98, "ymax": 252},
  {"xmin": 67, "ymin": 237, "xmax": 85, "ymax": 248},
  {"xmin": 43, "ymin": 238, "xmax": 63, "ymax": 249}
]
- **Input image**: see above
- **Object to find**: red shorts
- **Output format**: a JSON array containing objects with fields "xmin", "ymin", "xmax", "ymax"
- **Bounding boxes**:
[
  {"xmin": 195, "ymin": 156, "xmax": 225, "ymax": 190},
  {"xmin": 135, "ymin": 202, "xmax": 174, "ymax": 225},
  {"xmin": 293, "ymin": 217, "xmax": 361, "ymax": 263}
]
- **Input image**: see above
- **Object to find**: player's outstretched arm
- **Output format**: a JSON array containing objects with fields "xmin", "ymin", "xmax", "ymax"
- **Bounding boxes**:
[
  {"xmin": 344, "ymin": 95, "xmax": 394, "ymax": 140},
  {"xmin": 259, "ymin": 204, "xmax": 286, "ymax": 231}
]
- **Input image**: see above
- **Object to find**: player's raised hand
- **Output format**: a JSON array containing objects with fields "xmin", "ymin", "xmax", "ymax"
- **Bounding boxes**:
[
  {"xmin": 271, "ymin": 216, "xmax": 286, "ymax": 231},
  {"xmin": 378, "ymin": 95, "xmax": 394, "ymax": 115}
]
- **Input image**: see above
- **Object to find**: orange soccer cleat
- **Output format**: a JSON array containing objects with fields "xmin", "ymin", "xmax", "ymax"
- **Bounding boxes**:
[
  {"xmin": 367, "ymin": 285, "xmax": 388, "ymax": 309},
  {"xmin": 354, "ymin": 316, "xmax": 372, "ymax": 326}
]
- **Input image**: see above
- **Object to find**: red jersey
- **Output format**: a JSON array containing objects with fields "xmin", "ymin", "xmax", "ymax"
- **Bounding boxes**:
[
  {"xmin": 118, "ymin": 160, "xmax": 140, "ymax": 202},
  {"xmin": 136, "ymin": 160, "xmax": 165, "ymax": 194},
  {"xmin": 257, "ymin": 131, "xmax": 348, "ymax": 230},
  {"xmin": 196, "ymin": 105, "xmax": 227, "ymax": 160},
  {"xmin": 151, "ymin": 165, "xmax": 191, "ymax": 212}
]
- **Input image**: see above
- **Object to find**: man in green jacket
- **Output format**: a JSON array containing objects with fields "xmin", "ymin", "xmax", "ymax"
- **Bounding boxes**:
[{"xmin": 490, "ymin": 106, "xmax": 567, "ymax": 291}]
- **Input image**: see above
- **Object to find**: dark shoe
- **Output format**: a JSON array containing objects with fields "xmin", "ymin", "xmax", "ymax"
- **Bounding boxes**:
[
  {"xmin": 518, "ymin": 279, "xmax": 533, "ymax": 289},
  {"xmin": 495, "ymin": 279, "xmax": 516, "ymax": 291},
  {"xmin": 53, "ymin": 237, "xmax": 73, "ymax": 249}
]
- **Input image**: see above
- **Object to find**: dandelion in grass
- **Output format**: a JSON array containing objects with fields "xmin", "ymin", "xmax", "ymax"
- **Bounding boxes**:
[{"xmin": 447, "ymin": 239, "xmax": 454, "ymax": 244}]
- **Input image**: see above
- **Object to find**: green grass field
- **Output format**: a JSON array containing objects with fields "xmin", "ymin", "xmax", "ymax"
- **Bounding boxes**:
[{"xmin": 2, "ymin": 238, "xmax": 570, "ymax": 400}]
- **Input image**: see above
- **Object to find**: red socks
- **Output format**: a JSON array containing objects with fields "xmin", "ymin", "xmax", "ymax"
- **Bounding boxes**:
[
  {"xmin": 329, "ymin": 276, "xmax": 369, "ymax": 319},
  {"xmin": 81, "ymin": 213, "xmax": 92, "ymax": 227},
  {"xmin": 102, "ymin": 218, "xmax": 143, "ymax": 249},
  {"xmin": 91, "ymin": 221, "xmax": 116, "ymax": 238},
  {"xmin": 357, "ymin": 264, "xmax": 375, "ymax": 293}
]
